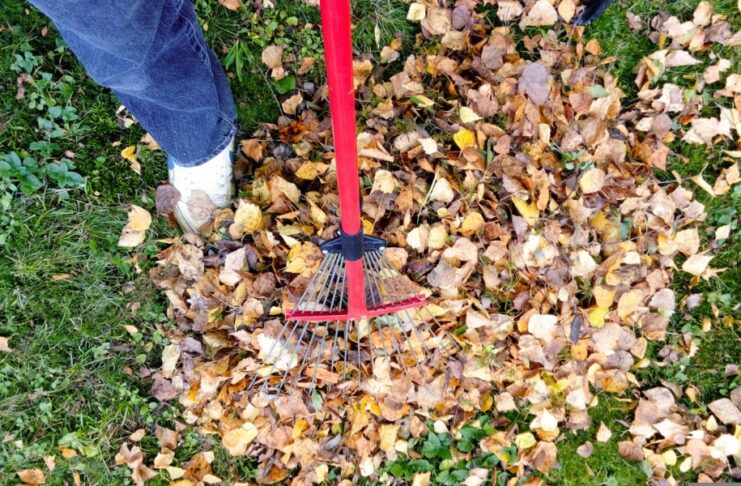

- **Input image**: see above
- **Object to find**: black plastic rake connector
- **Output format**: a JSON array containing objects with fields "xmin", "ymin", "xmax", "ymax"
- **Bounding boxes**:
[{"xmin": 319, "ymin": 230, "xmax": 387, "ymax": 261}]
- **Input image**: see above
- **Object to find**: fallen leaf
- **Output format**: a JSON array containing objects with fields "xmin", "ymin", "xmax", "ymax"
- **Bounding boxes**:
[
  {"xmin": 520, "ymin": 0, "xmax": 558, "ymax": 27},
  {"xmin": 261, "ymin": 45, "xmax": 283, "ymax": 69},
  {"xmin": 17, "ymin": 469, "xmax": 45, "ymax": 485},
  {"xmin": 708, "ymin": 398, "xmax": 741, "ymax": 424},
  {"xmin": 0, "ymin": 337, "xmax": 10, "ymax": 352},
  {"xmin": 222, "ymin": 423, "xmax": 259, "ymax": 456},
  {"xmin": 219, "ymin": 0, "xmax": 241, "ymax": 10},
  {"xmin": 118, "ymin": 205, "xmax": 152, "ymax": 248},
  {"xmin": 453, "ymin": 128, "xmax": 476, "ymax": 149},
  {"xmin": 155, "ymin": 184, "xmax": 181, "ymax": 215},
  {"xmin": 512, "ymin": 196, "xmax": 539, "ymax": 226},
  {"xmin": 596, "ymin": 422, "xmax": 612, "ymax": 442},
  {"xmin": 579, "ymin": 168, "xmax": 606, "ymax": 194},
  {"xmin": 519, "ymin": 62, "xmax": 550, "ymax": 105},
  {"xmin": 682, "ymin": 253, "xmax": 714, "ymax": 276},
  {"xmin": 407, "ymin": 3, "xmax": 426, "ymax": 22},
  {"xmin": 120, "ymin": 145, "xmax": 141, "ymax": 175},
  {"xmin": 429, "ymin": 177, "xmax": 455, "ymax": 203}
]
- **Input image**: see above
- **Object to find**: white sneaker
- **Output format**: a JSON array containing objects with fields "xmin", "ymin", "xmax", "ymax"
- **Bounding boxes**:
[{"xmin": 168, "ymin": 137, "xmax": 235, "ymax": 235}]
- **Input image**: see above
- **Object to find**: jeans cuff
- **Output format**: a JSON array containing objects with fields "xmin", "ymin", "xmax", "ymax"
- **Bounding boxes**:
[{"xmin": 174, "ymin": 115, "xmax": 237, "ymax": 168}]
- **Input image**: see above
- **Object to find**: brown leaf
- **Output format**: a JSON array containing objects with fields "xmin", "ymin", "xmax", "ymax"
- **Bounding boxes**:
[
  {"xmin": 708, "ymin": 398, "xmax": 741, "ymax": 424},
  {"xmin": 17, "ymin": 469, "xmax": 46, "ymax": 485},
  {"xmin": 261, "ymin": 45, "xmax": 283, "ymax": 69},
  {"xmin": 519, "ymin": 63, "xmax": 549, "ymax": 105},
  {"xmin": 219, "ymin": 0, "xmax": 241, "ymax": 10},
  {"xmin": 241, "ymin": 139, "xmax": 264, "ymax": 161},
  {"xmin": 155, "ymin": 184, "xmax": 181, "ymax": 215},
  {"xmin": 618, "ymin": 441, "xmax": 644, "ymax": 461}
]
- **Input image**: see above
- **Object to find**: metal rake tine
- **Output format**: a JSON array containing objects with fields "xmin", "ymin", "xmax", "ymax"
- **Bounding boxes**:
[
  {"xmin": 275, "ymin": 255, "xmax": 343, "ymax": 391},
  {"xmin": 309, "ymin": 334, "xmax": 327, "ymax": 390},
  {"xmin": 361, "ymin": 260, "xmax": 377, "ymax": 366},
  {"xmin": 342, "ymin": 318, "xmax": 352, "ymax": 379},
  {"xmin": 363, "ymin": 253, "xmax": 409, "ymax": 370},
  {"xmin": 326, "ymin": 262, "xmax": 346, "ymax": 377},
  {"xmin": 356, "ymin": 321, "xmax": 363, "ymax": 386},
  {"xmin": 274, "ymin": 317, "xmax": 313, "ymax": 391},
  {"xmin": 289, "ymin": 322, "xmax": 320, "ymax": 388},
  {"xmin": 329, "ymin": 320, "xmax": 341, "ymax": 379},
  {"xmin": 374, "ymin": 251, "xmax": 457, "ymax": 345},
  {"xmin": 247, "ymin": 253, "xmax": 339, "ymax": 391},
  {"xmin": 328, "ymin": 252, "xmax": 346, "ymax": 312},
  {"xmin": 375, "ymin": 249, "xmax": 460, "ymax": 357},
  {"xmin": 366, "ymin": 251, "xmax": 432, "ymax": 359},
  {"xmin": 248, "ymin": 317, "xmax": 300, "ymax": 392},
  {"xmin": 319, "ymin": 253, "xmax": 344, "ymax": 312}
]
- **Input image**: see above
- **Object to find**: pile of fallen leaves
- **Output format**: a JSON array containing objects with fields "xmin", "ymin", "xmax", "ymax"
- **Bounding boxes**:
[{"xmin": 113, "ymin": 1, "xmax": 741, "ymax": 485}]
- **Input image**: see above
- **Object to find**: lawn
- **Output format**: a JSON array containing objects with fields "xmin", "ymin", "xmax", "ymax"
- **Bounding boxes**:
[{"xmin": 1, "ymin": 0, "xmax": 739, "ymax": 485}]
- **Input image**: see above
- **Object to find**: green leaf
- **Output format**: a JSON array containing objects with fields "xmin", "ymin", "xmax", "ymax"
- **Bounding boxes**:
[
  {"xmin": 19, "ymin": 173, "xmax": 42, "ymax": 194},
  {"xmin": 274, "ymin": 75, "xmax": 296, "ymax": 95},
  {"xmin": 590, "ymin": 85, "xmax": 609, "ymax": 98}
]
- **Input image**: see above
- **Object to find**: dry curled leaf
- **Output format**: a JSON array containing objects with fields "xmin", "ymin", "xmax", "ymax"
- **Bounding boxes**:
[
  {"xmin": 155, "ymin": 184, "xmax": 181, "ymax": 215},
  {"xmin": 118, "ymin": 205, "xmax": 152, "ymax": 248}
]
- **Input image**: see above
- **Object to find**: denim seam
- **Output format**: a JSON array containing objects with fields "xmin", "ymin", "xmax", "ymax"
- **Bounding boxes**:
[{"xmin": 175, "ymin": 0, "xmax": 210, "ymax": 66}]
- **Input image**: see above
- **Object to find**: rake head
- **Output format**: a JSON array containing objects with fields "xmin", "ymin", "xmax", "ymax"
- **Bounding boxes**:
[{"xmin": 248, "ymin": 233, "xmax": 458, "ymax": 396}]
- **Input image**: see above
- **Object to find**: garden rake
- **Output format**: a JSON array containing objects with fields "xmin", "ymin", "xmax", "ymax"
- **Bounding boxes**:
[{"xmin": 249, "ymin": 0, "xmax": 457, "ymax": 395}]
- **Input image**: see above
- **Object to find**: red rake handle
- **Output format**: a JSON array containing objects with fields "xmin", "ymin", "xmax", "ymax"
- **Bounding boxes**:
[
  {"xmin": 320, "ymin": 0, "xmax": 362, "ymax": 235},
  {"xmin": 320, "ymin": 0, "xmax": 368, "ymax": 317}
]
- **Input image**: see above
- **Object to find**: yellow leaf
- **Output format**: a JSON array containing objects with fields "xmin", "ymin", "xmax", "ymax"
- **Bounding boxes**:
[
  {"xmin": 593, "ymin": 286, "xmax": 616, "ymax": 308},
  {"xmin": 295, "ymin": 161, "xmax": 329, "ymax": 180},
  {"xmin": 515, "ymin": 432, "xmax": 536, "ymax": 450},
  {"xmin": 379, "ymin": 424, "xmax": 399, "ymax": 453},
  {"xmin": 617, "ymin": 290, "xmax": 644, "ymax": 321},
  {"xmin": 121, "ymin": 145, "xmax": 136, "ymax": 161},
  {"xmin": 453, "ymin": 128, "xmax": 476, "ymax": 149},
  {"xmin": 222, "ymin": 423, "xmax": 258, "ymax": 456},
  {"xmin": 285, "ymin": 242, "xmax": 322, "ymax": 276},
  {"xmin": 233, "ymin": 200, "xmax": 263, "ymax": 234},
  {"xmin": 596, "ymin": 422, "xmax": 612, "ymax": 442},
  {"xmin": 460, "ymin": 212, "xmax": 484, "ymax": 236},
  {"xmin": 372, "ymin": 170, "xmax": 400, "ymax": 194},
  {"xmin": 308, "ymin": 200, "xmax": 328, "ymax": 226},
  {"xmin": 587, "ymin": 307, "xmax": 609, "ymax": 328},
  {"xmin": 691, "ymin": 173, "xmax": 716, "ymax": 196},
  {"xmin": 120, "ymin": 145, "xmax": 141, "ymax": 175},
  {"xmin": 558, "ymin": 0, "xmax": 576, "ymax": 22},
  {"xmin": 161, "ymin": 343, "xmax": 180, "ymax": 378},
  {"xmin": 512, "ymin": 196, "xmax": 539, "ymax": 226},
  {"xmin": 166, "ymin": 467, "xmax": 186, "ymax": 480},
  {"xmin": 118, "ymin": 205, "xmax": 152, "ymax": 248},
  {"xmin": 428, "ymin": 224, "xmax": 448, "ymax": 250},
  {"xmin": 578, "ymin": 168, "xmax": 606, "ymax": 194},
  {"xmin": 128, "ymin": 205, "xmax": 152, "ymax": 232},
  {"xmin": 682, "ymin": 253, "xmax": 714, "ymax": 276}
]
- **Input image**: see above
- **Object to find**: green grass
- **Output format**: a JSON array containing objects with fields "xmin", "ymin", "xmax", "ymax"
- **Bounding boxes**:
[{"xmin": 0, "ymin": 0, "xmax": 739, "ymax": 484}]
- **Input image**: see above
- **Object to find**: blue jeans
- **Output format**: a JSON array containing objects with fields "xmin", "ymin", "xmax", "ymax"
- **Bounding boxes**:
[{"xmin": 29, "ymin": 0, "xmax": 237, "ymax": 167}]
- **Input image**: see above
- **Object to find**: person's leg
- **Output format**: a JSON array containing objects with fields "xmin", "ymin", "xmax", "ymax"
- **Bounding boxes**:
[
  {"xmin": 29, "ymin": 0, "xmax": 236, "ymax": 232},
  {"xmin": 571, "ymin": 0, "xmax": 616, "ymax": 25}
]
